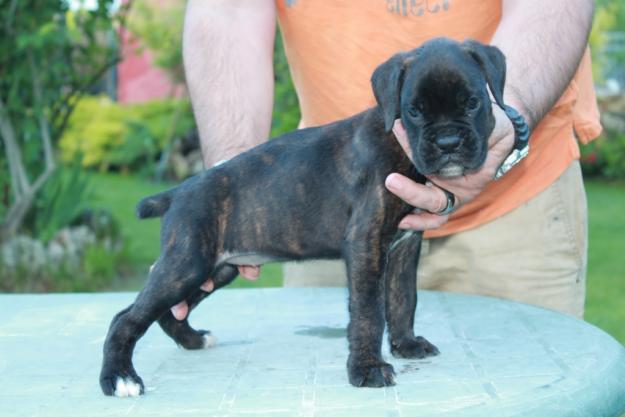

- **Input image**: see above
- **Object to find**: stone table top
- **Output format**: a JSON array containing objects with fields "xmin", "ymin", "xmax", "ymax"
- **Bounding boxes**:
[{"xmin": 1, "ymin": 288, "xmax": 624, "ymax": 417}]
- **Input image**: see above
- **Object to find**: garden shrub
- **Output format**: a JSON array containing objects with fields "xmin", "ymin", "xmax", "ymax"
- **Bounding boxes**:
[
  {"xmin": 271, "ymin": 72, "xmax": 300, "ymax": 138},
  {"xmin": 581, "ymin": 130, "xmax": 625, "ymax": 180},
  {"xmin": 59, "ymin": 96, "xmax": 194, "ymax": 173},
  {"xmin": 0, "ymin": 225, "xmax": 128, "ymax": 292},
  {"xmin": 0, "ymin": 164, "xmax": 132, "ymax": 292},
  {"xmin": 24, "ymin": 165, "xmax": 93, "ymax": 243},
  {"xmin": 271, "ymin": 33, "xmax": 301, "ymax": 137},
  {"xmin": 0, "ymin": 152, "xmax": 8, "ymax": 222}
]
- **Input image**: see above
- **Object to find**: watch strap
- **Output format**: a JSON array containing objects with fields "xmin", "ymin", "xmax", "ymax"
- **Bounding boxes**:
[{"xmin": 494, "ymin": 105, "xmax": 531, "ymax": 179}]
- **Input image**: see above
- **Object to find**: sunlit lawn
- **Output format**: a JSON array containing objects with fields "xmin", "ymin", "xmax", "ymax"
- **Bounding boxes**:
[
  {"xmin": 91, "ymin": 173, "xmax": 625, "ymax": 344},
  {"xmin": 584, "ymin": 180, "xmax": 625, "ymax": 345}
]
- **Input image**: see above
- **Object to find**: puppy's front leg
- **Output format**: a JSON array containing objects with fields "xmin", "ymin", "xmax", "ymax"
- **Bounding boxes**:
[
  {"xmin": 385, "ymin": 231, "xmax": 439, "ymax": 359},
  {"xmin": 344, "ymin": 233, "xmax": 395, "ymax": 387}
]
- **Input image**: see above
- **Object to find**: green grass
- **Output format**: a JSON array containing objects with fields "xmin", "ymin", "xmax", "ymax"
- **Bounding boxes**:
[
  {"xmin": 584, "ymin": 180, "xmax": 625, "ymax": 345},
  {"xmin": 91, "ymin": 173, "xmax": 624, "ymax": 344},
  {"xmin": 91, "ymin": 173, "xmax": 172, "ymax": 266}
]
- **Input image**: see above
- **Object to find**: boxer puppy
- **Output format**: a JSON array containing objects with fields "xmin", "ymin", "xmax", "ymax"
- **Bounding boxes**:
[{"xmin": 100, "ymin": 37, "xmax": 506, "ymax": 396}]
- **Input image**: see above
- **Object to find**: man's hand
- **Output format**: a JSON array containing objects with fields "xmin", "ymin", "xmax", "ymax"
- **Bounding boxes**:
[
  {"xmin": 170, "ymin": 265, "xmax": 261, "ymax": 321},
  {"xmin": 385, "ymin": 105, "xmax": 515, "ymax": 230}
]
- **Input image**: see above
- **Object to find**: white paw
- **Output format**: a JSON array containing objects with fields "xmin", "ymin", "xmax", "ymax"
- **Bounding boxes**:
[
  {"xmin": 114, "ymin": 377, "xmax": 142, "ymax": 397},
  {"xmin": 202, "ymin": 333, "xmax": 217, "ymax": 348}
]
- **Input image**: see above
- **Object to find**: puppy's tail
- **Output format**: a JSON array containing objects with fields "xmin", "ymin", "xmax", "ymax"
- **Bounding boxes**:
[{"xmin": 136, "ymin": 190, "xmax": 174, "ymax": 219}]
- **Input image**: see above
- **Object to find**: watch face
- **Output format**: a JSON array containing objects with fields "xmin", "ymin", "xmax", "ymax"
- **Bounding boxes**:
[{"xmin": 494, "ymin": 144, "xmax": 529, "ymax": 180}]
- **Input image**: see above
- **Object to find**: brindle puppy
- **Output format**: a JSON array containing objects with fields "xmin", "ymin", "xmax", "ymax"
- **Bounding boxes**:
[{"xmin": 100, "ymin": 37, "xmax": 507, "ymax": 396}]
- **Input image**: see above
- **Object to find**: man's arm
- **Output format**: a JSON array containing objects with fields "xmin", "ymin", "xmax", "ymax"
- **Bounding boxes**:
[
  {"xmin": 493, "ymin": 0, "xmax": 595, "ymax": 128},
  {"xmin": 386, "ymin": 0, "xmax": 595, "ymax": 229},
  {"xmin": 170, "ymin": 1, "xmax": 274, "ymax": 320},
  {"xmin": 183, "ymin": 0, "xmax": 276, "ymax": 167}
]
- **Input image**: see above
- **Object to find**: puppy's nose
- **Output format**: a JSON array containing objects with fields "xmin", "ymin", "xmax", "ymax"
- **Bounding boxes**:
[{"xmin": 435, "ymin": 135, "xmax": 462, "ymax": 151}]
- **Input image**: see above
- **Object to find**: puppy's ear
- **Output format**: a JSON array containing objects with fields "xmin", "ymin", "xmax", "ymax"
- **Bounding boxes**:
[
  {"xmin": 371, "ymin": 52, "xmax": 409, "ymax": 132},
  {"xmin": 462, "ymin": 40, "xmax": 507, "ymax": 109}
]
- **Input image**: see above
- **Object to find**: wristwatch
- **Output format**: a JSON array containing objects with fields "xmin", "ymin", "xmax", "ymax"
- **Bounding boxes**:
[{"xmin": 494, "ymin": 105, "xmax": 531, "ymax": 180}]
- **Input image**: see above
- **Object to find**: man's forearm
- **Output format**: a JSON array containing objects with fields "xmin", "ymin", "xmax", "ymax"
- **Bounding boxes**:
[
  {"xmin": 183, "ymin": 0, "xmax": 276, "ymax": 167},
  {"xmin": 493, "ymin": 0, "xmax": 594, "ymax": 128}
]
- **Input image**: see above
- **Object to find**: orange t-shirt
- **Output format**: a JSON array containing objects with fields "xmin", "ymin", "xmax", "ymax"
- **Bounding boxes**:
[{"xmin": 276, "ymin": 0, "xmax": 602, "ymax": 238}]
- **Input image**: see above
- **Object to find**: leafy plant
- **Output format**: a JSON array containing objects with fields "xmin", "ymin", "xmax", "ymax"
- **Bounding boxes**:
[
  {"xmin": 271, "ymin": 31, "xmax": 301, "ymax": 137},
  {"xmin": 59, "ymin": 96, "xmax": 194, "ymax": 173},
  {"xmin": 0, "ymin": 225, "xmax": 128, "ymax": 292},
  {"xmin": 26, "ymin": 165, "xmax": 93, "ymax": 243},
  {"xmin": 126, "ymin": 0, "xmax": 185, "ymax": 85},
  {"xmin": 590, "ymin": 1, "xmax": 625, "ymax": 81},
  {"xmin": 581, "ymin": 130, "xmax": 625, "ymax": 179},
  {"xmin": 0, "ymin": 0, "xmax": 131, "ymax": 241}
]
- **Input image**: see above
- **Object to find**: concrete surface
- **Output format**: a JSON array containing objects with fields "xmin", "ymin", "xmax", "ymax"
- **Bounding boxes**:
[{"xmin": 1, "ymin": 288, "xmax": 624, "ymax": 417}]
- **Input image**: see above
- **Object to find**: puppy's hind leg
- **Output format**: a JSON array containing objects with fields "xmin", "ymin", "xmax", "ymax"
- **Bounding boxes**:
[
  {"xmin": 158, "ymin": 264, "xmax": 239, "ymax": 350},
  {"xmin": 99, "ymin": 255, "xmax": 211, "ymax": 397}
]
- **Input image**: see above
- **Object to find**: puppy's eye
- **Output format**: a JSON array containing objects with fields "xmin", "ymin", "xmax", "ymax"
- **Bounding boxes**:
[
  {"xmin": 467, "ymin": 97, "xmax": 480, "ymax": 112},
  {"xmin": 408, "ymin": 105, "xmax": 421, "ymax": 118}
]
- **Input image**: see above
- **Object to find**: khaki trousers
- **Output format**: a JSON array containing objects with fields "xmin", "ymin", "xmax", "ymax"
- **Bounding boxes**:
[{"xmin": 284, "ymin": 161, "xmax": 587, "ymax": 318}]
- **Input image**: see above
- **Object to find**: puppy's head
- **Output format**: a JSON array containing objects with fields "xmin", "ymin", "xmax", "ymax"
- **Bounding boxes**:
[{"xmin": 372, "ymin": 38, "xmax": 506, "ymax": 177}]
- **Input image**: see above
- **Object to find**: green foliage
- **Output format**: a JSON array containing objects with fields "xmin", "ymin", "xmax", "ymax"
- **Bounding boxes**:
[
  {"xmin": 1, "ymin": 163, "xmax": 130, "ymax": 292},
  {"xmin": 0, "ymin": 0, "xmax": 125, "ymax": 162},
  {"xmin": 271, "ymin": 31, "xmax": 301, "ymax": 137},
  {"xmin": 0, "ymin": 0, "xmax": 129, "ymax": 239},
  {"xmin": 0, "ymin": 227, "xmax": 129, "ymax": 293},
  {"xmin": 59, "ymin": 96, "xmax": 194, "ymax": 172},
  {"xmin": 88, "ymin": 172, "xmax": 173, "ymax": 267},
  {"xmin": 126, "ymin": 0, "xmax": 185, "ymax": 84},
  {"xmin": 581, "ymin": 131, "xmax": 625, "ymax": 179},
  {"xmin": 82, "ymin": 244, "xmax": 119, "ymax": 288},
  {"xmin": 0, "ymin": 152, "xmax": 8, "ymax": 221},
  {"xmin": 26, "ymin": 165, "xmax": 93, "ymax": 243},
  {"xmin": 590, "ymin": 1, "xmax": 625, "ymax": 79},
  {"xmin": 48, "ymin": 241, "xmax": 129, "ymax": 292}
]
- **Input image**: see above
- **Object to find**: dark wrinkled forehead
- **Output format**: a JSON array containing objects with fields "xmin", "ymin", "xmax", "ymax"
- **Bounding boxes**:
[{"xmin": 401, "ymin": 41, "xmax": 486, "ymax": 103}]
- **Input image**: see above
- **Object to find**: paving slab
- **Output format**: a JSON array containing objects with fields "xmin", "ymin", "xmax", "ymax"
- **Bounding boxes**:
[{"xmin": 0, "ymin": 288, "xmax": 624, "ymax": 417}]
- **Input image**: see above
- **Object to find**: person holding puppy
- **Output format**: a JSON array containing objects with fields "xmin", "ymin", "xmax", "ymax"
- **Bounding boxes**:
[{"xmin": 177, "ymin": 0, "xmax": 600, "ymax": 319}]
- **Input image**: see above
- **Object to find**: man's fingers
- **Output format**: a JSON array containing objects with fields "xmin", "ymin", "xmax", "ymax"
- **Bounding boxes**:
[
  {"xmin": 398, "ymin": 212, "xmax": 449, "ymax": 230},
  {"xmin": 170, "ymin": 267, "xmax": 260, "ymax": 323},
  {"xmin": 385, "ymin": 173, "xmax": 449, "ymax": 213},
  {"xmin": 200, "ymin": 279, "xmax": 215, "ymax": 292},
  {"xmin": 238, "ymin": 265, "xmax": 260, "ymax": 280},
  {"xmin": 171, "ymin": 301, "xmax": 189, "ymax": 321}
]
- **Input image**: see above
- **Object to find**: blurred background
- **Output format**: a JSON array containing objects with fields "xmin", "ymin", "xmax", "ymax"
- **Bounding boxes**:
[{"xmin": 0, "ymin": 1, "xmax": 623, "ymax": 343}]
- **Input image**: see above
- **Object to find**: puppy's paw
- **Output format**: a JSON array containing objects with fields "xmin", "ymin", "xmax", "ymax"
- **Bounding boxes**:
[
  {"xmin": 348, "ymin": 358, "xmax": 395, "ymax": 388},
  {"xmin": 114, "ymin": 376, "xmax": 144, "ymax": 397},
  {"xmin": 177, "ymin": 330, "xmax": 217, "ymax": 350},
  {"xmin": 100, "ymin": 370, "xmax": 144, "ymax": 397},
  {"xmin": 391, "ymin": 336, "xmax": 440, "ymax": 359},
  {"xmin": 201, "ymin": 331, "xmax": 217, "ymax": 348}
]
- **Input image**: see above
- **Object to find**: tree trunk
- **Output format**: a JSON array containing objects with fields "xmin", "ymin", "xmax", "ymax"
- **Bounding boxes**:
[{"xmin": 0, "ymin": 50, "xmax": 57, "ymax": 243}]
